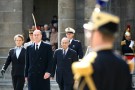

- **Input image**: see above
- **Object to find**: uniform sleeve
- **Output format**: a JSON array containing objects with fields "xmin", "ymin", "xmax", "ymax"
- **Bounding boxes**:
[
  {"xmin": 2, "ymin": 49, "xmax": 12, "ymax": 71},
  {"xmin": 72, "ymin": 50, "xmax": 79, "ymax": 62},
  {"xmin": 77, "ymin": 41, "xmax": 84, "ymax": 59}
]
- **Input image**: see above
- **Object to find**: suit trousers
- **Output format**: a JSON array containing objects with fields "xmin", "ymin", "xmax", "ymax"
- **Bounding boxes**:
[
  {"xmin": 12, "ymin": 76, "xmax": 25, "ymax": 90},
  {"xmin": 58, "ymin": 76, "xmax": 73, "ymax": 90}
]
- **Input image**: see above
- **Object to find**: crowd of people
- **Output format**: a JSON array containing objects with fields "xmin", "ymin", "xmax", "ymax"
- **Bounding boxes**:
[{"xmin": 0, "ymin": 5, "xmax": 134, "ymax": 90}]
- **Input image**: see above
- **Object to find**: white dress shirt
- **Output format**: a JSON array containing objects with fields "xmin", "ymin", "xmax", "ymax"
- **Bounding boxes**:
[
  {"xmin": 35, "ymin": 41, "xmax": 41, "ymax": 50},
  {"xmin": 15, "ymin": 46, "xmax": 23, "ymax": 59}
]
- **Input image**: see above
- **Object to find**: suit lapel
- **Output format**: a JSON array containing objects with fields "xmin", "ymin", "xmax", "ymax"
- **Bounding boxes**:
[
  {"xmin": 13, "ymin": 48, "xmax": 18, "ymax": 60},
  {"xmin": 17, "ymin": 48, "xmax": 24, "ymax": 60},
  {"xmin": 38, "ymin": 41, "xmax": 43, "ymax": 54},
  {"xmin": 64, "ymin": 49, "xmax": 70, "ymax": 59}
]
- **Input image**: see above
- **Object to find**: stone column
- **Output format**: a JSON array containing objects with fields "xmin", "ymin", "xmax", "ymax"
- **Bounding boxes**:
[
  {"xmin": 22, "ymin": 0, "xmax": 33, "ymax": 41},
  {"xmin": 58, "ymin": 0, "xmax": 75, "ymax": 47},
  {"xmin": 75, "ymin": 0, "xmax": 85, "ymax": 51},
  {"xmin": 84, "ymin": 0, "xmax": 95, "ymax": 51},
  {"xmin": 0, "ymin": 0, "xmax": 23, "ymax": 78},
  {"xmin": 0, "ymin": 0, "xmax": 23, "ymax": 56},
  {"xmin": 126, "ymin": 0, "xmax": 135, "ymax": 39}
]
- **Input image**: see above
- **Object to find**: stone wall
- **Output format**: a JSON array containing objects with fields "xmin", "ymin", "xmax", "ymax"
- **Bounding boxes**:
[
  {"xmin": 0, "ymin": 0, "xmax": 23, "ymax": 79},
  {"xmin": 58, "ymin": 0, "xmax": 75, "ymax": 47},
  {"xmin": 0, "ymin": 0, "xmax": 23, "ymax": 57}
]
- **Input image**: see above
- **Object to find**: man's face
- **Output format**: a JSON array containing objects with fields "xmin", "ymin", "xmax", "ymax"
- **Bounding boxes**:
[
  {"xmin": 61, "ymin": 38, "xmax": 70, "ymax": 50},
  {"xmin": 66, "ymin": 33, "xmax": 74, "ymax": 40},
  {"xmin": 84, "ymin": 29, "xmax": 93, "ymax": 46},
  {"xmin": 29, "ymin": 34, "xmax": 33, "ymax": 41},
  {"xmin": 125, "ymin": 35, "xmax": 131, "ymax": 41},
  {"xmin": 15, "ymin": 37, "xmax": 24, "ymax": 47},
  {"xmin": 84, "ymin": 29, "xmax": 98, "ymax": 48},
  {"xmin": 33, "ymin": 30, "xmax": 42, "ymax": 43}
]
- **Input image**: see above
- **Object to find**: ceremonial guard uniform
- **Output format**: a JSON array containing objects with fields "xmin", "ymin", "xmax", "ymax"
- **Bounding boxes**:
[
  {"xmin": 121, "ymin": 31, "xmax": 134, "ymax": 60},
  {"xmin": 65, "ymin": 27, "xmax": 84, "ymax": 59},
  {"xmin": 72, "ymin": 4, "xmax": 131, "ymax": 90}
]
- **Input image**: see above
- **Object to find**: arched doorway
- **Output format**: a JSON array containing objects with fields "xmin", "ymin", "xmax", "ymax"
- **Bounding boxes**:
[{"xmin": 33, "ymin": 0, "xmax": 58, "ymax": 26}]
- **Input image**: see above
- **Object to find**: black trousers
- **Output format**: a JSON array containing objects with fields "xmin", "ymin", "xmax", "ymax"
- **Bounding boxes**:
[
  {"xmin": 12, "ymin": 76, "xmax": 25, "ymax": 90},
  {"xmin": 58, "ymin": 76, "xmax": 73, "ymax": 90}
]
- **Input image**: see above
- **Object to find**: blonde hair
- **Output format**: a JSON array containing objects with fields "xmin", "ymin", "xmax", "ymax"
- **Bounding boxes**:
[{"xmin": 14, "ymin": 34, "xmax": 24, "ymax": 41}]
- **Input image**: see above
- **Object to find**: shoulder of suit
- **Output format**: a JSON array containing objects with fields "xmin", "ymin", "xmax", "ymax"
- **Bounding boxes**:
[
  {"xmin": 9, "ymin": 48, "xmax": 15, "ymax": 53},
  {"xmin": 42, "ymin": 41, "xmax": 51, "ymax": 47},
  {"xmin": 55, "ymin": 48, "xmax": 63, "ymax": 52},
  {"xmin": 69, "ymin": 48, "xmax": 77, "ymax": 53},
  {"xmin": 9, "ymin": 48, "xmax": 14, "ymax": 51},
  {"xmin": 74, "ymin": 39, "xmax": 81, "ymax": 43}
]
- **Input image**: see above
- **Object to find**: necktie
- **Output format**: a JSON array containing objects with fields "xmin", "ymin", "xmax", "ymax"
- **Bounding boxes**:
[
  {"xmin": 63, "ymin": 50, "xmax": 66, "ymax": 58},
  {"xmin": 36, "ymin": 45, "xmax": 38, "ymax": 51}
]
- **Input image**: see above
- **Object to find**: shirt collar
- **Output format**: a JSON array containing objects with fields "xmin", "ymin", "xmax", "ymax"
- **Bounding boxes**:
[
  {"xmin": 63, "ymin": 48, "xmax": 68, "ymax": 53},
  {"xmin": 35, "ymin": 41, "xmax": 41, "ymax": 49},
  {"xmin": 93, "ymin": 44, "xmax": 113, "ymax": 52},
  {"xmin": 70, "ymin": 39, "xmax": 73, "ymax": 43},
  {"xmin": 35, "ymin": 41, "xmax": 41, "ymax": 46},
  {"xmin": 15, "ymin": 46, "xmax": 23, "ymax": 49}
]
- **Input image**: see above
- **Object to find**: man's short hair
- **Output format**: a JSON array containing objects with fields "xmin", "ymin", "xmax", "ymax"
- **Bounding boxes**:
[{"xmin": 14, "ymin": 34, "xmax": 24, "ymax": 41}]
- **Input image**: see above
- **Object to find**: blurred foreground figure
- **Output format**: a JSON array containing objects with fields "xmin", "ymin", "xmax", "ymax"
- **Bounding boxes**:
[{"xmin": 72, "ymin": 4, "xmax": 132, "ymax": 90}]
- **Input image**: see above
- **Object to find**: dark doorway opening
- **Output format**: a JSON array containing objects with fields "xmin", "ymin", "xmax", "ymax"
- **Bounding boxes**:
[{"xmin": 33, "ymin": 0, "xmax": 58, "ymax": 26}]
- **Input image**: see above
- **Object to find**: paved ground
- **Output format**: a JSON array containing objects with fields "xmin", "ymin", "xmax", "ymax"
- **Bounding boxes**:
[{"xmin": 0, "ymin": 79, "xmax": 59, "ymax": 90}]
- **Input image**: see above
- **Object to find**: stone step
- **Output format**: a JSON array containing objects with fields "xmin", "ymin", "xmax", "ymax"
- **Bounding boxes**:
[{"xmin": 0, "ymin": 79, "xmax": 59, "ymax": 90}]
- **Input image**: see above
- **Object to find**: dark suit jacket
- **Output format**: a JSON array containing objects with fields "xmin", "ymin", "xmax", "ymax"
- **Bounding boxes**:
[
  {"xmin": 25, "ymin": 41, "xmax": 53, "ymax": 90},
  {"xmin": 69, "ymin": 39, "xmax": 83, "ymax": 59},
  {"xmin": 52, "ymin": 48, "xmax": 78, "ymax": 84},
  {"xmin": 3, "ymin": 48, "xmax": 26, "ymax": 76}
]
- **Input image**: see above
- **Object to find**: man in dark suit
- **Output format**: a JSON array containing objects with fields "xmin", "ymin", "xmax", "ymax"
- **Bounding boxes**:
[
  {"xmin": 25, "ymin": 30, "xmax": 53, "ymax": 90},
  {"xmin": 65, "ymin": 27, "xmax": 83, "ymax": 59},
  {"xmin": 51, "ymin": 37, "xmax": 78, "ymax": 90},
  {"xmin": 1, "ymin": 34, "xmax": 25, "ymax": 90}
]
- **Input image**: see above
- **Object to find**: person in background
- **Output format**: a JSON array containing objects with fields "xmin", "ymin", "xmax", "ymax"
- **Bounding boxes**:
[
  {"xmin": 121, "ymin": 31, "xmax": 134, "ymax": 60},
  {"xmin": 65, "ymin": 27, "xmax": 83, "ymax": 59},
  {"xmin": 51, "ymin": 15, "xmax": 58, "ymax": 26},
  {"xmin": 42, "ymin": 24, "xmax": 51, "ymax": 42},
  {"xmin": 25, "ymin": 30, "xmax": 53, "ymax": 90},
  {"xmin": 51, "ymin": 37, "xmax": 78, "ymax": 90},
  {"xmin": 24, "ymin": 29, "xmax": 34, "ymax": 49},
  {"xmin": 50, "ymin": 27, "xmax": 58, "ymax": 52},
  {"xmin": 1, "ymin": 34, "xmax": 26, "ymax": 90}
]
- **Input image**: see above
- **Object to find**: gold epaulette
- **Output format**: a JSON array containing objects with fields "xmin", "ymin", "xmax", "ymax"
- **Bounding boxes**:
[
  {"xmin": 72, "ymin": 52, "xmax": 97, "ymax": 90},
  {"xmin": 121, "ymin": 40, "xmax": 126, "ymax": 46}
]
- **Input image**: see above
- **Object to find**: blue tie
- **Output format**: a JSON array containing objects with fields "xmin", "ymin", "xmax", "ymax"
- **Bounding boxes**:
[{"xmin": 63, "ymin": 50, "xmax": 66, "ymax": 58}]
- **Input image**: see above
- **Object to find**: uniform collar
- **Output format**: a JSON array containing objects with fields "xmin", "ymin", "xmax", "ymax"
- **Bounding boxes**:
[{"xmin": 93, "ymin": 44, "xmax": 113, "ymax": 52}]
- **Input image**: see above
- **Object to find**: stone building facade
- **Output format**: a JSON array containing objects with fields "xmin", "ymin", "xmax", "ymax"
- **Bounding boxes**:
[{"xmin": 0, "ymin": 0, "xmax": 135, "ymax": 79}]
